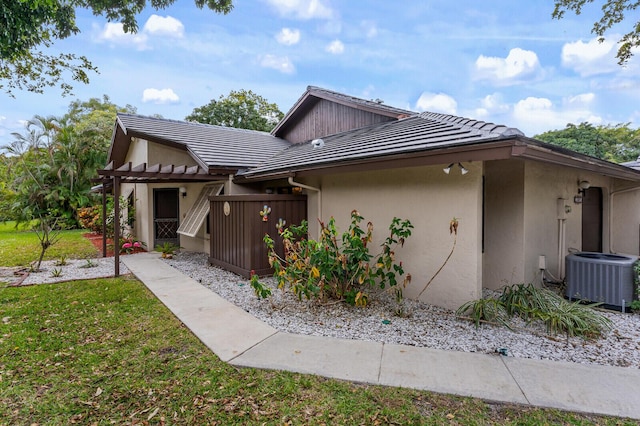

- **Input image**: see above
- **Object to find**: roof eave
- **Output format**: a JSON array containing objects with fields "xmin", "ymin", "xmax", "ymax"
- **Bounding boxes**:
[
  {"xmin": 235, "ymin": 139, "xmax": 519, "ymax": 182},
  {"xmin": 236, "ymin": 137, "xmax": 640, "ymax": 183}
]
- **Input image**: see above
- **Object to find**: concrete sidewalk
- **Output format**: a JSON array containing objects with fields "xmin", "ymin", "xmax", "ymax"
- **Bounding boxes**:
[{"xmin": 122, "ymin": 253, "xmax": 640, "ymax": 420}]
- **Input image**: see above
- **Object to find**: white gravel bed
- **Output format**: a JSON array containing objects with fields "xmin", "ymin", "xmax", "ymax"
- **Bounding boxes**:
[
  {"xmin": 163, "ymin": 251, "xmax": 640, "ymax": 369},
  {"xmin": 6, "ymin": 251, "xmax": 638, "ymax": 369},
  {"xmin": 2, "ymin": 257, "xmax": 129, "ymax": 286}
]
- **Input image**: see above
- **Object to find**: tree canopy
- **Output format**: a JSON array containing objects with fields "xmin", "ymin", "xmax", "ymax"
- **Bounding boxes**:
[
  {"xmin": 553, "ymin": 0, "xmax": 640, "ymax": 64},
  {"xmin": 0, "ymin": 0, "xmax": 233, "ymax": 96},
  {"xmin": 1, "ymin": 96, "xmax": 136, "ymax": 227},
  {"xmin": 535, "ymin": 122, "xmax": 640, "ymax": 163},
  {"xmin": 186, "ymin": 89, "xmax": 284, "ymax": 132}
]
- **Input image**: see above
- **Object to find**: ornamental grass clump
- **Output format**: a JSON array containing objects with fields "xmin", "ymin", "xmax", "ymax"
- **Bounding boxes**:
[
  {"xmin": 457, "ymin": 283, "xmax": 612, "ymax": 338},
  {"xmin": 251, "ymin": 210, "xmax": 413, "ymax": 306}
]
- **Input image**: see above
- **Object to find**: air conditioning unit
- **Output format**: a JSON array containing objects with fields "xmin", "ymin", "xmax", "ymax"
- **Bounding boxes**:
[{"xmin": 565, "ymin": 252, "xmax": 638, "ymax": 310}]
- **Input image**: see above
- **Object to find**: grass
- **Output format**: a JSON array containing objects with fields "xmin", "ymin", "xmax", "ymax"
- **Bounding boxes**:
[
  {"xmin": 1, "ymin": 278, "xmax": 636, "ymax": 425},
  {"xmin": 0, "ymin": 221, "xmax": 98, "ymax": 267},
  {"xmin": 0, "ymin": 226, "xmax": 634, "ymax": 424}
]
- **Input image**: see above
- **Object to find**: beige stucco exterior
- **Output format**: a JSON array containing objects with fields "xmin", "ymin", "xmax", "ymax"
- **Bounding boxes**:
[
  {"xmin": 293, "ymin": 163, "xmax": 484, "ymax": 310},
  {"xmin": 483, "ymin": 159, "xmax": 626, "ymax": 292},
  {"xmin": 121, "ymin": 139, "xmax": 221, "ymax": 254},
  {"xmin": 290, "ymin": 159, "xmax": 640, "ymax": 309},
  {"xmin": 117, "ymin": 137, "xmax": 640, "ymax": 310}
]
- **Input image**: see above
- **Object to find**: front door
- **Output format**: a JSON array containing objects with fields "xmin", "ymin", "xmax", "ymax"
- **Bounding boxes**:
[
  {"xmin": 582, "ymin": 187, "xmax": 603, "ymax": 252},
  {"xmin": 154, "ymin": 188, "xmax": 179, "ymax": 249}
]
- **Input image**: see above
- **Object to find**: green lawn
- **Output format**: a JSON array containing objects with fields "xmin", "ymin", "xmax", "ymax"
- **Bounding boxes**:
[
  {"xmin": 0, "ymin": 221, "xmax": 98, "ymax": 267},
  {"xmin": 0, "ymin": 278, "xmax": 636, "ymax": 425}
]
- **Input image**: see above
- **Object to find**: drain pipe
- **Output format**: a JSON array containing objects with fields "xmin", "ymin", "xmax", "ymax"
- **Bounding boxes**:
[
  {"xmin": 609, "ymin": 185, "xmax": 640, "ymax": 253},
  {"xmin": 288, "ymin": 176, "xmax": 322, "ymax": 237}
]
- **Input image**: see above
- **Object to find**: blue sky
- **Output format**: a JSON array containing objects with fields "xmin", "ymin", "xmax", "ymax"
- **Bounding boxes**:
[{"xmin": 2, "ymin": 0, "xmax": 640, "ymax": 146}]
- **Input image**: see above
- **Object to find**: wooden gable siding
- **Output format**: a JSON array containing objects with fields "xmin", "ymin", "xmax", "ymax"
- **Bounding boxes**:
[{"xmin": 281, "ymin": 99, "xmax": 396, "ymax": 144}]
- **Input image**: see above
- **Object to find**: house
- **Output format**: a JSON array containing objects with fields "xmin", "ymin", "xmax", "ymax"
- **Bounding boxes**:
[{"xmin": 98, "ymin": 86, "xmax": 640, "ymax": 309}]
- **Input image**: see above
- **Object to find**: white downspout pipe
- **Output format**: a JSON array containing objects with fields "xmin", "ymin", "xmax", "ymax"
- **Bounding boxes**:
[
  {"xmin": 609, "ymin": 185, "xmax": 640, "ymax": 254},
  {"xmin": 288, "ymin": 176, "xmax": 322, "ymax": 237}
]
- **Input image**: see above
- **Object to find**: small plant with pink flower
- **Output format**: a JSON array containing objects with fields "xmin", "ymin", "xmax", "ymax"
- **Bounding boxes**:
[{"xmin": 120, "ymin": 237, "xmax": 146, "ymax": 254}]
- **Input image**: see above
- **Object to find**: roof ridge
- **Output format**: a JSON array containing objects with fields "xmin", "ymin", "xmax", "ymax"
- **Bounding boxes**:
[
  {"xmin": 418, "ymin": 111, "xmax": 525, "ymax": 137},
  {"xmin": 117, "ymin": 113, "xmax": 272, "ymax": 135},
  {"xmin": 306, "ymin": 86, "xmax": 414, "ymax": 115}
]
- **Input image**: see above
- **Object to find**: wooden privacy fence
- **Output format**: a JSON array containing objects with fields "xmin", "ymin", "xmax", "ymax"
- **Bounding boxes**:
[{"xmin": 209, "ymin": 194, "xmax": 307, "ymax": 278}]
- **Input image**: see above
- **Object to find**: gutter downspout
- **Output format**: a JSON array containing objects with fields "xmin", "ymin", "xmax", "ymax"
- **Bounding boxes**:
[
  {"xmin": 609, "ymin": 184, "xmax": 640, "ymax": 254},
  {"xmin": 288, "ymin": 177, "xmax": 322, "ymax": 237}
]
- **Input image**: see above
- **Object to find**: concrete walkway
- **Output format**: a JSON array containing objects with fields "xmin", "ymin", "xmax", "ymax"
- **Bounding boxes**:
[{"xmin": 122, "ymin": 253, "xmax": 640, "ymax": 420}]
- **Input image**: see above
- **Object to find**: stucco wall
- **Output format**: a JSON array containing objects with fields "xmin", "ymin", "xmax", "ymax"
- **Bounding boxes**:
[
  {"xmin": 148, "ymin": 142, "xmax": 197, "ymax": 166},
  {"xmin": 483, "ymin": 160, "xmax": 525, "ymax": 289},
  {"xmin": 610, "ymin": 184, "xmax": 640, "ymax": 256},
  {"xmin": 522, "ymin": 162, "xmax": 612, "ymax": 284},
  {"xmin": 127, "ymin": 138, "xmax": 147, "ymax": 165},
  {"xmin": 122, "ymin": 141, "xmax": 203, "ymax": 252},
  {"xmin": 304, "ymin": 163, "xmax": 484, "ymax": 310},
  {"xmin": 484, "ymin": 159, "xmax": 626, "ymax": 290}
]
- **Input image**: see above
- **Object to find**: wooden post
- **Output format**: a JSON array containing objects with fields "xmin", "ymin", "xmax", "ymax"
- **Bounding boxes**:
[
  {"xmin": 114, "ymin": 176, "xmax": 120, "ymax": 277},
  {"xmin": 101, "ymin": 181, "xmax": 107, "ymax": 257}
]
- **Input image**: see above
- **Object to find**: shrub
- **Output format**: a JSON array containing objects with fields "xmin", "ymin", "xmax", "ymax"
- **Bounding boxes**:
[
  {"xmin": 252, "ymin": 210, "xmax": 413, "ymax": 306},
  {"xmin": 457, "ymin": 283, "xmax": 612, "ymax": 338},
  {"xmin": 77, "ymin": 205, "xmax": 101, "ymax": 232}
]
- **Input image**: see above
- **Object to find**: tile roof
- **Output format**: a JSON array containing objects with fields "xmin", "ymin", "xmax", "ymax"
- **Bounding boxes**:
[
  {"xmin": 305, "ymin": 86, "xmax": 414, "ymax": 117},
  {"xmin": 621, "ymin": 156, "xmax": 640, "ymax": 170},
  {"xmin": 116, "ymin": 114, "xmax": 291, "ymax": 169},
  {"xmin": 242, "ymin": 112, "xmax": 524, "ymax": 177}
]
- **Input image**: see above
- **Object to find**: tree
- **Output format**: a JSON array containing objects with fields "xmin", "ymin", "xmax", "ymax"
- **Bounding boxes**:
[
  {"xmin": 553, "ymin": 0, "xmax": 640, "ymax": 64},
  {"xmin": 1, "ymin": 96, "xmax": 136, "ymax": 227},
  {"xmin": 0, "ymin": 0, "xmax": 233, "ymax": 96},
  {"xmin": 186, "ymin": 89, "xmax": 284, "ymax": 132},
  {"xmin": 535, "ymin": 122, "xmax": 640, "ymax": 163}
]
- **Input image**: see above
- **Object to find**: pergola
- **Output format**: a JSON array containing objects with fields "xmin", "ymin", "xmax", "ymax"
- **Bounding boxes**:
[{"xmin": 95, "ymin": 161, "xmax": 229, "ymax": 276}]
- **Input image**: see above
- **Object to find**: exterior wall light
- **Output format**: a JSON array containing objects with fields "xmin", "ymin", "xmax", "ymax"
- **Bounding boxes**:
[
  {"xmin": 578, "ymin": 180, "xmax": 590, "ymax": 195},
  {"xmin": 179, "ymin": 186, "xmax": 187, "ymax": 198},
  {"xmin": 443, "ymin": 163, "xmax": 469, "ymax": 175},
  {"xmin": 574, "ymin": 180, "xmax": 590, "ymax": 204}
]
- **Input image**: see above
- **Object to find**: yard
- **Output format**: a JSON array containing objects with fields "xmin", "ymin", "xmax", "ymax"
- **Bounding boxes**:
[{"xmin": 0, "ymin": 227, "xmax": 636, "ymax": 424}]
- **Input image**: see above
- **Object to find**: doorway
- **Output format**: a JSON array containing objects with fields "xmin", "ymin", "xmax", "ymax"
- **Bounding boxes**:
[
  {"xmin": 582, "ymin": 187, "xmax": 603, "ymax": 252},
  {"xmin": 153, "ymin": 188, "xmax": 179, "ymax": 248}
]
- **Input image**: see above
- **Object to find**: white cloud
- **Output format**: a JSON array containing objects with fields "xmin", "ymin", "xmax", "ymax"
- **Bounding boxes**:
[
  {"xmin": 142, "ymin": 88, "xmax": 180, "ymax": 104},
  {"xmin": 98, "ymin": 22, "xmax": 149, "ymax": 49},
  {"xmin": 326, "ymin": 40, "xmax": 344, "ymax": 54},
  {"xmin": 265, "ymin": 0, "xmax": 334, "ymax": 19},
  {"xmin": 260, "ymin": 54, "xmax": 296, "ymax": 73},
  {"xmin": 96, "ymin": 15, "xmax": 184, "ymax": 49},
  {"xmin": 561, "ymin": 37, "xmax": 618, "ymax": 76},
  {"xmin": 415, "ymin": 92, "xmax": 457, "ymax": 114},
  {"xmin": 512, "ymin": 96, "xmax": 602, "ymax": 136},
  {"xmin": 276, "ymin": 28, "xmax": 301, "ymax": 45},
  {"xmin": 361, "ymin": 20, "xmax": 378, "ymax": 38},
  {"xmin": 474, "ymin": 93, "xmax": 510, "ymax": 118},
  {"xmin": 567, "ymin": 92, "xmax": 595, "ymax": 105},
  {"xmin": 143, "ymin": 15, "xmax": 184, "ymax": 38},
  {"xmin": 475, "ymin": 48, "xmax": 541, "ymax": 85}
]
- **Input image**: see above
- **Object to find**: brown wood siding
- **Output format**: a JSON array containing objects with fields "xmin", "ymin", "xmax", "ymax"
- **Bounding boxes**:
[
  {"xmin": 281, "ymin": 99, "xmax": 396, "ymax": 144},
  {"xmin": 209, "ymin": 194, "xmax": 307, "ymax": 278}
]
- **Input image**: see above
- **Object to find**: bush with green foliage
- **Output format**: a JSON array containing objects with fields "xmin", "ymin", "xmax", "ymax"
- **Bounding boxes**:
[
  {"xmin": 631, "ymin": 261, "xmax": 640, "ymax": 312},
  {"xmin": 457, "ymin": 283, "xmax": 612, "ymax": 338},
  {"xmin": 251, "ymin": 210, "xmax": 413, "ymax": 306}
]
